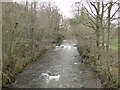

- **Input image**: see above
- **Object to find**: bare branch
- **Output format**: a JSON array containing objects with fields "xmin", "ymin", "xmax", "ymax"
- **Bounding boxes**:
[
  {"xmin": 111, "ymin": 17, "xmax": 120, "ymax": 21},
  {"xmin": 88, "ymin": 20, "xmax": 96, "ymax": 30},
  {"xmin": 87, "ymin": 0, "xmax": 96, "ymax": 16},
  {"xmin": 110, "ymin": 6, "xmax": 120, "ymax": 19},
  {"xmin": 82, "ymin": 4, "xmax": 96, "ymax": 19},
  {"xmin": 100, "ymin": 1, "xmax": 104, "ymax": 19},
  {"xmin": 79, "ymin": 14, "xmax": 96, "ymax": 30},
  {"xmin": 87, "ymin": 15, "xmax": 97, "ymax": 26},
  {"xmin": 75, "ymin": 0, "xmax": 83, "ymax": 4},
  {"xmin": 103, "ymin": 1, "xmax": 119, "ymax": 13},
  {"xmin": 90, "ymin": 1, "xmax": 97, "ymax": 13}
]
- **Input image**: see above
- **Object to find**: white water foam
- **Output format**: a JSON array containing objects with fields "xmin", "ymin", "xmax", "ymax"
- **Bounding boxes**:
[{"xmin": 41, "ymin": 73, "xmax": 60, "ymax": 83}]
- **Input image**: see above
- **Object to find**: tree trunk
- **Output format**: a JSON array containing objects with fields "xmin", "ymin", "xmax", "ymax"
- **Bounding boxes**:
[
  {"xmin": 96, "ymin": 1, "xmax": 100, "ymax": 60},
  {"xmin": 101, "ymin": 1, "xmax": 105, "ymax": 53},
  {"xmin": 106, "ymin": 1, "xmax": 112, "ymax": 82}
]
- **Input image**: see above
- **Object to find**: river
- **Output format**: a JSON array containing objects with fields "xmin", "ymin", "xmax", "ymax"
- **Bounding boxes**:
[{"xmin": 12, "ymin": 40, "xmax": 102, "ymax": 88}]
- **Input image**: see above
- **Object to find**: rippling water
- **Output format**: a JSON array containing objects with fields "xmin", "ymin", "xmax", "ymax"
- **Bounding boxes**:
[{"xmin": 12, "ymin": 39, "xmax": 102, "ymax": 88}]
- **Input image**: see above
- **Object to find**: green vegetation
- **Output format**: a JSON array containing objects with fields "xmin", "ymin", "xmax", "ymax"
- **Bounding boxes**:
[{"xmin": 110, "ymin": 38, "xmax": 118, "ymax": 49}]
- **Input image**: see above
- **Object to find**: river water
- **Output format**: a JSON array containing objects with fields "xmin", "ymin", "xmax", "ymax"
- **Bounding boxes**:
[{"xmin": 12, "ymin": 40, "xmax": 102, "ymax": 88}]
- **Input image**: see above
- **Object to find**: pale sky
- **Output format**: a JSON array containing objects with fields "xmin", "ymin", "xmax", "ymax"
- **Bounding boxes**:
[
  {"xmin": 51, "ymin": 0, "xmax": 119, "ymax": 23},
  {"xmin": 13, "ymin": 0, "xmax": 119, "ymax": 22},
  {"xmin": 38, "ymin": 0, "xmax": 119, "ymax": 19},
  {"xmin": 13, "ymin": 0, "xmax": 82, "ymax": 18},
  {"xmin": 40, "ymin": 0, "xmax": 81, "ymax": 18}
]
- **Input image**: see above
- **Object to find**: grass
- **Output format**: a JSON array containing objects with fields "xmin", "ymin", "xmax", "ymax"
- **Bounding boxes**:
[
  {"xmin": 110, "ymin": 38, "xmax": 119, "ymax": 49},
  {"xmin": 76, "ymin": 36, "xmax": 119, "ymax": 88}
]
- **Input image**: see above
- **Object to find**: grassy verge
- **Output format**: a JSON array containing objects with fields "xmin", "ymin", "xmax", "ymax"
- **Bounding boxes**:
[
  {"xmin": 110, "ymin": 38, "xmax": 119, "ymax": 49},
  {"xmin": 77, "ymin": 39, "xmax": 118, "ymax": 88}
]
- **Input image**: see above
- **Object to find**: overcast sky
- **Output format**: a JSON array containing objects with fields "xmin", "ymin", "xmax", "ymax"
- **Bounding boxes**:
[
  {"xmin": 49, "ymin": 0, "xmax": 81, "ymax": 18},
  {"xmin": 12, "ymin": 0, "xmax": 119, "ymax": 22},
  {"xmin": 39, "ymin": 0, "xmax": 119, "ymax": 19},
  {"xmin": 13, "ymin": 0, "xmax": 83, "ymax": 18}
]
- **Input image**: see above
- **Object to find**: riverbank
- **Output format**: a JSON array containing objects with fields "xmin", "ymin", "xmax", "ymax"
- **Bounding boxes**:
[
  {"xmin": 77, "ymin": 43, "xmax": 118, "ymax": 88},
  {"xmin": 8, "ymin": 40, "xmax": 102, "ymax": 88}
]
